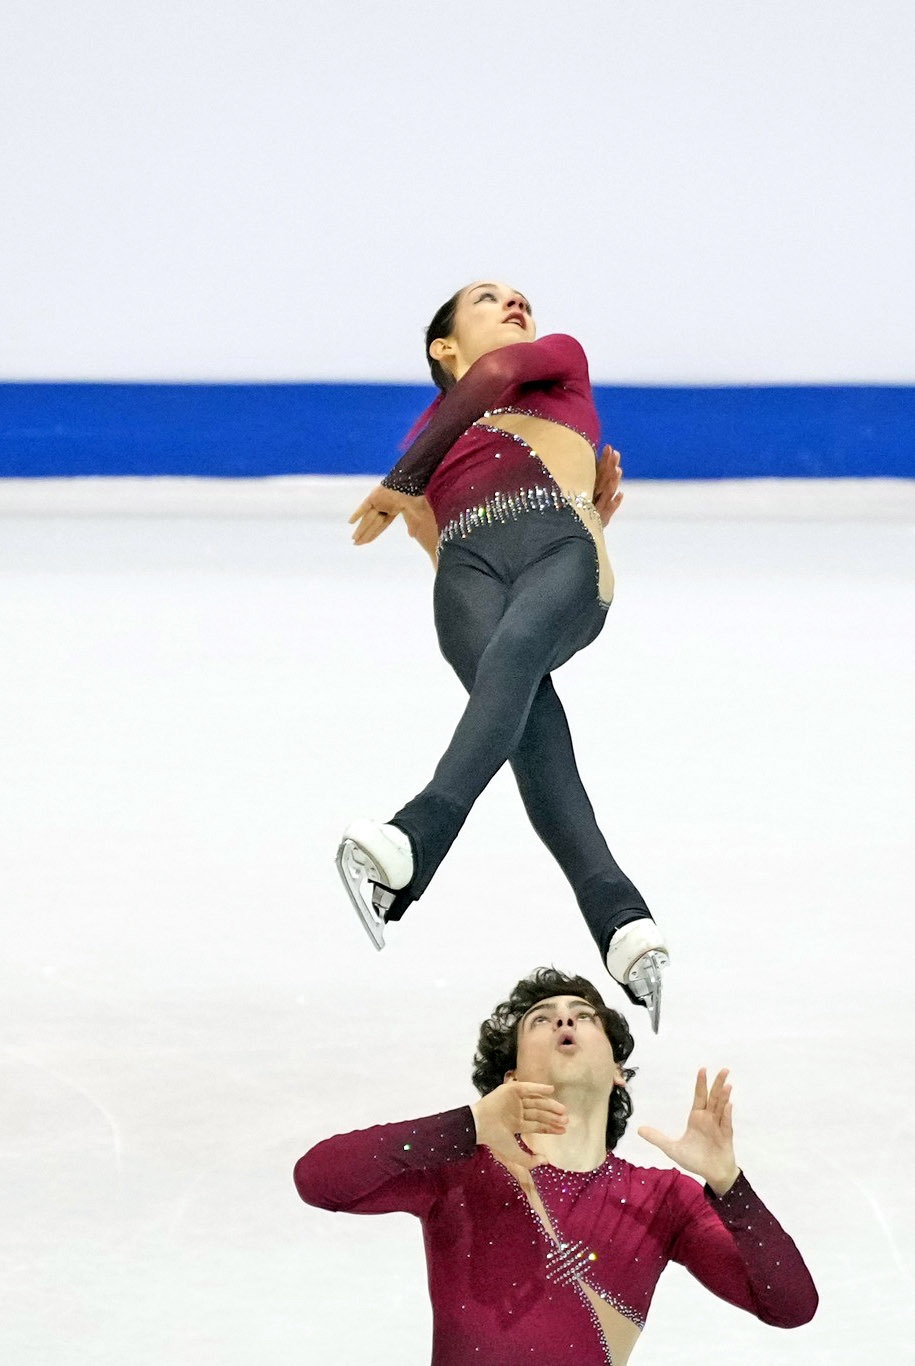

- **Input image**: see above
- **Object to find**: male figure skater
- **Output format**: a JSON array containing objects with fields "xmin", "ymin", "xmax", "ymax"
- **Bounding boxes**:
[{"xmin": 295, "ymin": 969, "xmax": 817, "ymax": 1363}]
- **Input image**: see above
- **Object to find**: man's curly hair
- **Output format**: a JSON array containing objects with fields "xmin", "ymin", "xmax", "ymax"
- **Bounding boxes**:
[{"xmin": 472, "ymin": 967, "xmax": 636, "ymax": 1150}]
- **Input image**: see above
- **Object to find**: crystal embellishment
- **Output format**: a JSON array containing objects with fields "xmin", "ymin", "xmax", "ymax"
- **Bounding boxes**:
[
  {"xmin": 437, "ymin": 485, "xmax": 599, "ymax": 549},
  {"xmin": 544, "ymin": 1238, "xmax": 594, "ymax": 1288}
]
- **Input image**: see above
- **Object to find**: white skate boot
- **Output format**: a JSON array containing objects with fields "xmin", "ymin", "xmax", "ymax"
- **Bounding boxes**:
[
  {"xmin": 605, "ymin": 919, "xmax": 669, "ymax": 1034},
  {"xmin": 335, "ymin": 819, "xmax": 414, "ymax": 951}
]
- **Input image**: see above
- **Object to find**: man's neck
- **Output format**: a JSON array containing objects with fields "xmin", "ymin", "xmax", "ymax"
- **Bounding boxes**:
[{"xmin": 530, "ymin": 1091, "xmax": 609, "ymax": 1172}]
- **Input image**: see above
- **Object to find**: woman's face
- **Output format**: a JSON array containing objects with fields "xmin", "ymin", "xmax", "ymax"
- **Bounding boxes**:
[{"xmin": 431, "ymin": 280, "xmax": 536, "ymax": 382}]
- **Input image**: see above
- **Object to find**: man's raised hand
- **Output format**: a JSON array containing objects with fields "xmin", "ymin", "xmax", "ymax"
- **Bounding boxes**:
[
  {"xmin": 593, "ymin": 445, "xmax": 624, "ymax": 526},
  {"xmin": 637, "ymin": 1068, "xmax": 741, "ymax": 1197},
  {"xmin": 399, "ymin": 494, "xmax": 440, "ymax": 565},
  {"xmin": 471, "ymin": 1081, "xmax": 567, "ymax": 1190}
]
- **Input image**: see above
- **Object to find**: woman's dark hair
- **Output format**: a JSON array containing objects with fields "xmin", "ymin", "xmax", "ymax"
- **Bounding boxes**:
[
  {"xmin": 472, "ymin": 967, "xmax": 636, "ymax": 1150},
  {"xmin": 425, "ymin": 289, "xmax": 461, "ymax": 392}
]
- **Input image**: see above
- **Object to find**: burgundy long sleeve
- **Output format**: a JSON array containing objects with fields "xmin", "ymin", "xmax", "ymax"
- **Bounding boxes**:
[
  {"xmin": 295, "ymin": 1109, "xmax": 817, "ymax": 1363},
  {"xmin": 294, "ymin": 1106, "xmax": 477, "ymax": 1216},
  {"xmin": 382, "ymin": 333, "xmax": 590, "ymax": 496},
  {"xmin": 672, "ymin": 1171, "xmax": 819, "ymax": 1328}
]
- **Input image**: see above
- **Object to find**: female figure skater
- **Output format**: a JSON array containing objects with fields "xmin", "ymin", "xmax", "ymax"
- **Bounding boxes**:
[{"xmin": 337, "ymin": 280, "xmax": 669, "ymax": 1028}]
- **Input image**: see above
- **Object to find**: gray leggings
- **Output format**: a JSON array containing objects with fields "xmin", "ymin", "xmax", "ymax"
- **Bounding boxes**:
[{"xmin": 388, "ymin": 506, "xmax": 650, "ymax": 957}]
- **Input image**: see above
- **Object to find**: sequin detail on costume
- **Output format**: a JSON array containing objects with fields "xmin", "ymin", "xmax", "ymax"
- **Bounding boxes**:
[
  {"xmin": 588, "ymin": 1282, "xmax": 645, "ymax": 1329},
  {"xmin": 545, "ymin": 1237, "xmax": 596, "ymax": 1288},
  {"xmin": 572, "ymin": 1284, "xmax": 616, "ymax": 1366},
  {"xmin": 531, "ymin": 1159, "xmax": 646, "ymax": 1330},
  {"xmin": 437, "ymin": 483, "xmax": 610, "ymax": 611},
  {"xmin": 431, "ymin": 424, "xmax": 611, "ymax": 607},
  {"xmin": 437, "ymin": 485, "xmax": 601, "ymax": 548},
  {"xmin": 482, "ymin": 406, "xmax": 599, "ymax": 454},
  {"xmin": 438, "ymin": 484, "xmax": 563, "ymax": 545},
  {"xmin": 495, "ymin": 1169, "xmax": 617, "ymax": 1364}
]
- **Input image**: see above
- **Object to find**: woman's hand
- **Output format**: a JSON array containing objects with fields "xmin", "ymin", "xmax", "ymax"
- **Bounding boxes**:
[
  {"xmin": 471, "ymin": 1081, "xmax": 567, "ymax": 1191},
  {"xmin": 348, "ymin": 484, "xmax": 406, "ymax": 545},
  {"xmin": 637, "ymin": 1068, "xmax": 740, "ymax": 1196},
  {"xmin": 593, "ymin": 445, "xmax": 624, "ymax": 526}
]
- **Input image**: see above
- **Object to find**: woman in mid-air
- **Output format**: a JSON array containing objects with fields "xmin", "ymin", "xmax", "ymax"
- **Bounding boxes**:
[{"xmin": 337, "ymin": 280, "xmax": 669, "ymax": 1028}]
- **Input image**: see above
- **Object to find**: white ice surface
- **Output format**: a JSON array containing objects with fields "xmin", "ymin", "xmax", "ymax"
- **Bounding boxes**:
[{"xmin": 1, "ymin": 478, "xmax": 914, "ymax": 1364}]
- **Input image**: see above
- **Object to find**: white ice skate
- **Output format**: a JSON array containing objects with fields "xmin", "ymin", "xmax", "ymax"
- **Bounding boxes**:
[
  {"xmin": 605, "ymin": 919, "xmax": 669, "ymax": 1034},
  {"xmin": 335, "ymin": 819, "xmax": 414, "ymax": 951}
]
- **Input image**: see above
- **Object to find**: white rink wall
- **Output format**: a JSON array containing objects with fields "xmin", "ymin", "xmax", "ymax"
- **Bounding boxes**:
[{"xmin": 1, "ymin": 0, "xmax": 914, "ymax": 383}]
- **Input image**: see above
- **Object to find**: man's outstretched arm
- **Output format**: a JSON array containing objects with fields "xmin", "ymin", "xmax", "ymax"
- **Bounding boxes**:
[
  {"xmin": 296, "ymin": 1082, "xmax": 568, "ymax": 1215},
  {"xmin": 294, "ymin": 1107, "xmax": 477, "ymax": 1217}
]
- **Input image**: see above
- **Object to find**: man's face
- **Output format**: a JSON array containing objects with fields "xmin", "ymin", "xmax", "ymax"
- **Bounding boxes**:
[{"xmin": 509, "ymin": 995, "xmax": 624, "ymax": 1093}]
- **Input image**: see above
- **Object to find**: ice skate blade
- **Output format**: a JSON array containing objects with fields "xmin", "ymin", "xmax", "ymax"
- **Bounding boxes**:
[
  {"xmin": 335, "ymin": 839, "xmax": 393, "ymax": 952},
  {"xmin": 627, "ymin": 950, "xmax": 668, "ymax": 1034}
]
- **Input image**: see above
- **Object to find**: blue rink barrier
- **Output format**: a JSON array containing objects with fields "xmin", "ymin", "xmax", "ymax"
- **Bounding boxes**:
[{"xmin": 1, "ymin": 382, "xmax": 913, "ymax": 479}]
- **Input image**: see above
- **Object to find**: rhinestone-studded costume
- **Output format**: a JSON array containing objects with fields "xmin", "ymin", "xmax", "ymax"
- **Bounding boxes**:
[
  {"xmin": 381, "ymin": 332, "xmax": 601, "ymax": 554},
  {"xmin": 295, "ymin": 1107, "xmax": 818, "ymax": 1365},
  {"xmin": 369, "ymin": 332, "xmax": 656, "ymax": 948}
]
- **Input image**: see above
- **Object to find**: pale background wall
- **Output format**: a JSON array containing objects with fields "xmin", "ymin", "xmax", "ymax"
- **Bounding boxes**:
[{"xmin": 2, "ymin": 0, "xmax": 913, "ymax": 384}]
